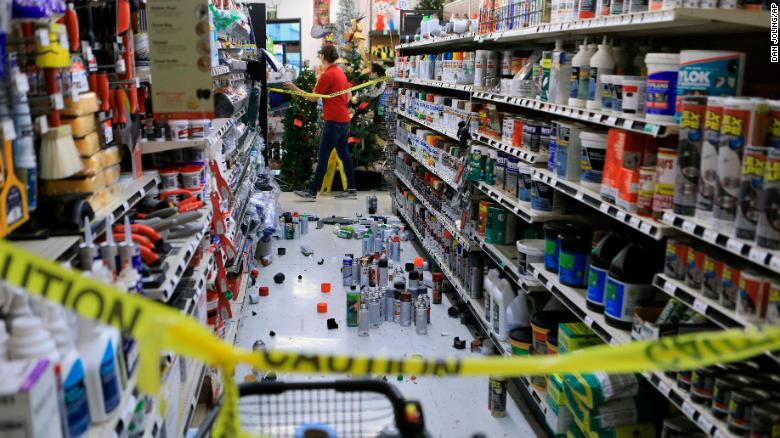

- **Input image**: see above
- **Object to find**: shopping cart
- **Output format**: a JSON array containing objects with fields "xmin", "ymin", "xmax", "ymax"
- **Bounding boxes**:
[{"xmin": 195, "ymin": 379, "xmax": 429, "ymax": 438}]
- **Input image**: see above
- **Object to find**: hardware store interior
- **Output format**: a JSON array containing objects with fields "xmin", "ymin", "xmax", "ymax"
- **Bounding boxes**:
[{"xmin": 0, "ymin": 0, "xmax": 779, "ymax": 437}]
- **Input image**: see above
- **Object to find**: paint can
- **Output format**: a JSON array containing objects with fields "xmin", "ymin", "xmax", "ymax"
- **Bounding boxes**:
[
  {"xmin": 637, "ymin": 166, "xmax": 657, "ymax": 217},
  {"xmin": 673, "ymin": 95, "xmax": 708, "ymax": 216},
  {"xmin": 719, "ymin": 259, "xmax": 743, "ymax": 310},
  {"xmin": 544, "ymin": 222, "xmax": 569, "ymax": 273},
  {"xmin": 702, "ymin": 252, "xmax": 725, "ymax": 300},
  {"xmin": 727, "ymin": 387, "xmax": 771, "ymax": 435},
  {"xmin": 757, "ymin": 148, "xmax": 780, "ymax": 249},
  {"xmin": 696, "ymin": 96, "xmax": 725, "ymax": 219},
  {"xmin": 652, "ymin": 147, "xmax": 677, "ymax": 218},
  {"xmin": 735, "ymin": 146, "xmax": 768, "ymax": 239},
  {"xmin": 685, "ymin": 244, "xmax": 706, "ymax": 290},
  {"xmin": 736, "ymin": 270, "xmax": 768, "ymax": 323},
  {"xmin": 579, "ymin": 130, "xmax": 609, "ymax": 191},
  {"xmin": 664, "ymin": 238, "xmax": 693, "ymax": 281},
  {"xmin": 516, "ymin": 239, "xmax": 545, "ymax": 280},
  {"xmin": 488, "ymin": 376, "xmax": 507, "ymax": 417},
  {"xmin": 714, "ymin": 98, "xmax": 770, "ymax": 223},
  {"xmin": 509, "ymin": 327, "xmax": 533, "ymax": 356}
]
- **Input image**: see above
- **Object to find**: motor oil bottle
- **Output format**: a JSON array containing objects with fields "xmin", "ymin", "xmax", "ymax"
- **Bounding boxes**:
[
  {"xmin": 586, "ymin": 232, "xmax": 626, "ymax": 312},
  {"xmin": 604, "ymin": 243, "xmax": 655, "ymax": 329}
]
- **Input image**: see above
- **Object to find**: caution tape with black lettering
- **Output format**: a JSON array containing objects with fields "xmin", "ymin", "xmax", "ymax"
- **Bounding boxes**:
[{"xmin": 1, "ymin": 239, "xmax": 779, "ymax": 437}]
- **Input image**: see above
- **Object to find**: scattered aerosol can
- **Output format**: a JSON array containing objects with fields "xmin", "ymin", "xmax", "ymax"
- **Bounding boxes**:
[
  {"xmin": 360, "ymin": 257, "xmax": 371, "ymax": 287},
  {"xmin": 346, "ymin": 285, "xmax": 360, "ymax": 327},
  {"xmin": 385, "ymin": 286, "xmax": 396, "ymax": 322},
  {"xmin": 415, "ymin": 298, "xmax": 428, "ymax": 334},
  {"xmin": 342, "ymin": 255, "xmax": 353, "ymax": 286},
  {"xmin": 358, "ymin": 303, "xmax": 370, "ymax": 336},
  {"xmin": 362, "ymin": 229, "xmax": 374, "ymax": 256},
  {"xmin": 378, "ymin": 256, "xmax": 389, "ymax": 288},
  {"xmin": 488, "ymin": 376, "xmax": 507, "ymax": 418},
  {"xmin": 367, "ymin": 195, "xmax": 378, "ymax": 214},
  {"xmin": 389, "ymin": 236, "xmax": 401, "ymax": 262}
]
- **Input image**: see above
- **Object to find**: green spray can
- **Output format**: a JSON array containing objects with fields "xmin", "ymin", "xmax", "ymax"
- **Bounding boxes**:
[{"xmin": 347, "ymin": 284, "xmax": 360, "ymax": 327}]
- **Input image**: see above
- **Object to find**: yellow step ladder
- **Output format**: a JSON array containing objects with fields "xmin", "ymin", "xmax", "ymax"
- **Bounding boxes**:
[{"xmin": 319, "ymin": 148, "xmax": 348, "ymax": 193}]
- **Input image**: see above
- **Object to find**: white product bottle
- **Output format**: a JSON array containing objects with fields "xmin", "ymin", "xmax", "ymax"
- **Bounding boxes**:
[
  {"xmin": 549, "ymin": 39, "xmax": 571, "ymax": 105},
  {"xmin": 505, "ymin": 294, "xmax": 531, "ymax": 331},
  {"xmin": 8, "ymin": 316, "xmax": 60, "ymax": 361},
  {"xmin": 568, "ymin": 40, "xmax": 590, "ymax": 108},
  {"xmin": 46, "ymin": 305, "xmax": 92, "ymax": 437},
  {"xmin": 77, "ymin": 318, "xmax": 122, "ymax": 422},
  {"xmin": 587, "ymin": 36, "xmax": 615, "ymax": 110},
  {"xmin": 474, "ymin": 50, "xmax": 487, "ymax": 90},
  {"xmin": 492, "ymin": 275, "xmax": 514, "ymax": 340},
  {"xmin": 483, "ymin": 269, "xmax": 497, "ymax": 323}
]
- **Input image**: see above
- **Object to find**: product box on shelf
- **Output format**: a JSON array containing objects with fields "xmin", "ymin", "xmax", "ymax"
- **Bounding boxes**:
[
  {"xmin": 630, "ymin": 307, "xmax": 714, "ymax": 341},
  {"xmin": 0, "ymin": 360, "xmax": 63, "ymax": 438}
]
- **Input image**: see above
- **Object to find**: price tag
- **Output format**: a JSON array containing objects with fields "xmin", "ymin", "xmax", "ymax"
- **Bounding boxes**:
[
  {"xmin": 664, "ymin": 281, "xmax": 677, "ymax": 295},
  {"xmin": 629, "ymin": 217, "xmax": 641, "ymax": 227},
  {"xmin": 13, "ymin": 72, "xmax": 30, "ymax": 94},
  {"xmin": 607, "ymin": 116, "xmax": 618, "ymax": 125},
  {"xmin": 703, "ymin": 229, "xmax": 718, "ymax": 244},
  {"xmin": 600, "ymin": 203, "xmax": 611, "ymax": 214},
  {"xmin": 726, "ymin": 239, "xmax": 745, "ymax": 254},
  {"xmin": 640, "ymin": 222, "xmax": 653, "ymax": 234},
  {"xmin": 546, "ymin": 281, "xmax": 554, "ymax": 291},
  {"xmin": 616, "ymin": 211, "xmax": 627, "ymax": 221},
  {"xmin": 121, "ymin": 201, "xmax": 130, "ymax": 212},
  {"xmin": 682, "ymin": 221, "xmax": 697, "ymax": 234},
  {"xmin": 658, "ymin": 380, "xmax": 672, "ymax": 396},
  {"xmin": 51, "ymin": 93, "xmax": 64, "ymax": 110},
  {"xmin": 1, "ymin": 120, "xmax": 16, "ymax": 141},
  {"xmin": 623, "ymin": 119, "xmax": 634, "ymax": 129},
  {"xmin": 35, "ymin": 28, "xmax": 51, "ymax": 47},
  {"xmin": 696, "ymin": 416, "xmax": 713, "ymax": 432},
  {"xmin": 749, "ymin": 248, "xmax": 769, "ymax": 264},
  {"xmin": 139, "ymin": 188, "xmax": 146, "ymax": 197},
  {"xmin": 644, "ymin": 124, "xmax": 661, "ymax": 136},
  {"xmin": 693, "ymin": 299, "xmax": 708, "ymax": 315},
  {"xmin": 681, "ymin": 402, "xmax": 697, "ymax": 419},
  {"xmin": 584, "ymin": 316, "xmax": 595, "ymax": 327}
]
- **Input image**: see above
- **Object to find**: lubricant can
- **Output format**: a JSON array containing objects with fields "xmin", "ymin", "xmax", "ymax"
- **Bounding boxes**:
[
  {"xmin": 488, "ymin": 376, "xmax": 507, "ymax": 418},
  {"xmin": 360, "ymin": 257, "xmax": 371, "ymax": 287},
  {"xmin": 358, "ymin": 303, "xmax": 370, "ymax": 336},
  {"xmin": 415, "ymin": 299, "xmax": 428, "ymax": 334},
  {"xmin": 342, "ymin": 255, "xmax": 353, "ymax": 286}
]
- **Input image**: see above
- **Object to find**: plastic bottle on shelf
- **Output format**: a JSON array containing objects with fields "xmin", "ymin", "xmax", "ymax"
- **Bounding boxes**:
[
  {"xmin": 45, "ymin": 304, "xmax": 92, "ymax": 437},
  {"xmin": 586, "ymin": 232, "xmax": 626, "ymax": 312},
  {"xmin": 76, "ymin": 318, "xmax": 122, "ymax": 422},
  {"xmin": 505, "ymin": 294, "xmax": 531, "ymax": 331},
  {"xmin": 549, "ymin": 39, "xmax": 571, "ymax": 105},
  {"xmin": 493, "ymin": 275, "xmax": 516, "ymax": 341},
  {"xmin": 587, "ymin": 36, "xmax": 615, "ymax": 110},
  {"xmin": 7, "ymin": 315, "xmax": 59, "ymax": 362},
  {"xmin": 568, "ymin": 40, "xmax": 590, "ymax": 108},
  {"xmin": 484, "ymin": 269, "xmax": 498, "ymax": 323},
  {"xmin": 604, "ymin": 243, "xmax": 655, "ymax": 329}
]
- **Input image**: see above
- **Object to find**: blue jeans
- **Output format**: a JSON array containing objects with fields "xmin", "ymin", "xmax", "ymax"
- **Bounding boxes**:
[{"xmin": 309, "ymin": 121, "xmax": 357, "ymax": 193}]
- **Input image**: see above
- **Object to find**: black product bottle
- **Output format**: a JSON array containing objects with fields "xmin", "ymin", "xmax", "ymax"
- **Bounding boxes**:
[
  {"xmin": 586, "ymin": 232, "xmax": 626, "ymax": 312},
  {"xmin": 604, "ymin": 243, "xmax": 655, "ymax": 330}
]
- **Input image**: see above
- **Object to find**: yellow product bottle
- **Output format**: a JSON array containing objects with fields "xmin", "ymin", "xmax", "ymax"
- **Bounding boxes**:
[{"xmin": 0, "ymin": 139, "xmax": 30, "ymax": 236}]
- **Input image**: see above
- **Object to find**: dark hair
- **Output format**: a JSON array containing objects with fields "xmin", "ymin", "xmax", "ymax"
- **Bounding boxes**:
[
  {"xmin": 319, "ymin": 45, "xmax": 339, "ymax": 63},
  {"xmin": 371, "ymin": 63, "xmax": 386, "ymax": 77}
]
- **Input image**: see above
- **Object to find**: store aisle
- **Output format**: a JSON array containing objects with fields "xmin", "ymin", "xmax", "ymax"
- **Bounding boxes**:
[{"xmin": 232, "ymin": 192, "xmax": 543, "ymax": 437}]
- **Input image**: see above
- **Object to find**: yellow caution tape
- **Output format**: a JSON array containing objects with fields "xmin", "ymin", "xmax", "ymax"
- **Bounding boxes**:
[
  {"xmin": 268, "ymin": 75, "xmax": 388, "ymax": 99},
  {"xmin": 2, "ymin": 239, "xmax": 780, "ymax": 437}
]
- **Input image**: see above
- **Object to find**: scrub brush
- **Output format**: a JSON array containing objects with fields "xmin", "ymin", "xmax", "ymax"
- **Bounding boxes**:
[{"xmin": 39, "ymin": 68, "xmax": 83, "ymax": 180}]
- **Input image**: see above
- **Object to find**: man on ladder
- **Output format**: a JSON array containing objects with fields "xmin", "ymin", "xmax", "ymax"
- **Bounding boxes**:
[{"xmin": 285, "ymin": 45, "xmax": 357, "ymax": 200}]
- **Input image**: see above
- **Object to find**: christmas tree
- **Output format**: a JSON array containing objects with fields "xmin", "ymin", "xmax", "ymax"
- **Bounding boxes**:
[
  {"xmin": 279, "ymin": 68, "xmax": 319, "ymax": 190},
  {"xmin": 333, "ymin": 1, "xmax": 385, "ymax": 169}
]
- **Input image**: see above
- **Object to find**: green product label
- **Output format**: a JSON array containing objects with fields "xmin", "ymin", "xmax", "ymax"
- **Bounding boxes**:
[
  {"xmin": 545, "ymin": 239, "xmax": 556, "ymax": 256},
  {"xmin": 346, "ymin": 293, "xmax": 360, "ymax": 327},
  {"xmin": 559, "ymin": 251, "xmax": 575, "ymax": 270}
]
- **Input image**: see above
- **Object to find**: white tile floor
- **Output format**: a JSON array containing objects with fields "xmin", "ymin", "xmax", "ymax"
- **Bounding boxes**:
[{"xmin": 232, "ymin": 192, "xmax": 541, "ymax": 437}]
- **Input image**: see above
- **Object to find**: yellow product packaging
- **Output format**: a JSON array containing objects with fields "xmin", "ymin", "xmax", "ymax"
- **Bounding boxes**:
[
  {"xmin": 563, "ymin": 373, "xmax": 647, "ymax": 410},
  {"xmin": 76, "ymin": 153, "xmax": 103, "ymax": 177},
  {"xmin": 64, "ymin": 114, "xmax": 97, "ymax": 138},
  {"xmin": 558, "ymin": 323, "xmax": 603, "ymax": 354},
  {"xmin": 42, "ymin": 174, "xmax": 106, "ymax": 196},
  {"xmin": 86, "ymin": 188, "xmax": 110, "ymax": 211},
  {"xmin": 100, "ymin": 146, "xmax": 121, "ymax": 167},
  {"xmin": 63, "ymin": 92, "xmax": 99, "ymax": 116},
  {"xmin": 546, "ymin": 391, "xmax": 574, "ymax": 437},
  {"xmin": 102, "ymin": 164, "xmax": 121, "ymax": 187},
  {"xmin": 548, "ymin": 374, "xmax": 568, "ymax": 407},
  {"xmin": 75, "ymin": 132, "xmax": 101, "ymax": 157},
  {"xmin": 562, "ymin": 382, "xmax": 661, "ymax": 432}
]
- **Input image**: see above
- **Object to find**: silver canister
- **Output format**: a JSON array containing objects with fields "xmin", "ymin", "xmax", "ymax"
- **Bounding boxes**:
[
  {"xmin": 415, "ymin": 298, "xmax": 428, "ymax": 334},
  {"xmin": 358, "ymin": 303, "xmax": 370, "ymax": 336},
  {"xmin": 369, "ymin": 293, "xmax": 381, "ymax": 328}
]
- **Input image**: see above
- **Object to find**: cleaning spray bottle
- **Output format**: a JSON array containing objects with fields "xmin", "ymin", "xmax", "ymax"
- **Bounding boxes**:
[
  {"xmin": 45, "ymin": 303, "xmax": 91, "ymax": 437},
  {"xmin": 76, "ymin": 317, "xmax": 122, "ymax": 422},
  {"xmin": 587, "ymin": 36, "xmax": 615, "ymax": 110},
  {"xmin": 569, "ymin": 40, "xmax": 590, "ymax": 108},
  {"xmin": 549, "ymin": 39, "xmax": 571, "ymax": 105}
]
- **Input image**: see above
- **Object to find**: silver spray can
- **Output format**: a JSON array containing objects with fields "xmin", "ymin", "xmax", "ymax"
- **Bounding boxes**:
[
  {"xmin": 300, "ymin": 214, "xmax": 309, "ymax": 235},
  {"xmin": 358, "ymin": 303, "xmax": 370, "ymax": 336},
  {"xmin": 469, "ymin": 253, "xmax": 484, "ymax": 299},
  {"xmin": 415, "ymin": 298, "xmax": 428, "ymax": 334},
  {"xmin": 374, "ymin": 231, "xmax": 384, "ymax": 253},
  {"xmin": 400, "ymin": 291, "xmax": 412, "ymax": 327},
  {"xmin": 385, "ymin": 286, "xmax": 396, "ymax": 322},
  {"xmin": 369, "ymin": 294, "xmax": 381, "ymax": 328},
  {"xmin": 378, "ymin": 256, "xmax": 389, "ymax": 288},
  {"xmin": 389, "ymin": 236, "xmax": 401, "ymax": 262},
  {"xmin": 342, "ymin": 255, "xmax": 353, "ymax": 286},
  {"xmin": 362, "ymin": 231, "xmax": 374, "ymax": 256}
]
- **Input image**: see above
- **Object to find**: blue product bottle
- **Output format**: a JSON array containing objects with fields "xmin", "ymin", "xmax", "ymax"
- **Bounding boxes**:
[
  {"xmin": 558, "ymin": 230, "xmax": 593, "ymax": 288},
  {"xmin": 586, "ymin": 232, "xmax": 626, "ymax": 312},
  {"xmin": 604, "ymin": 243, "xmax": 655, "ymax": 329}
]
